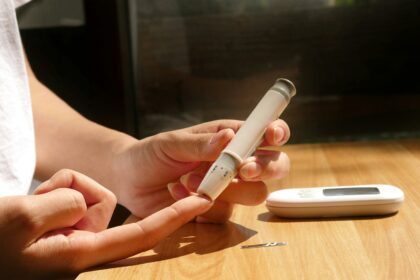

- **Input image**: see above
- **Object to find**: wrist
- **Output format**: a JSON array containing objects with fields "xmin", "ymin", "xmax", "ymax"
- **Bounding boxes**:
[{"xmin": 106, "ymin": 130, "xmax": 139, "ymax": 196}]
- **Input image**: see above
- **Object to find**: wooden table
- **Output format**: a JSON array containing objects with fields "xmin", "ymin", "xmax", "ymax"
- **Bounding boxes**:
[{"xmin": 77, "ymin": 139, "xmax": 420, "ymax": 279}]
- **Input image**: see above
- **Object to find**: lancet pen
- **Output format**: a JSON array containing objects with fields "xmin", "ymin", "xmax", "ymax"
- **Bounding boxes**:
[{"xmin": 197, "ymin": 78, "xmax": 296, "ymax": 200}]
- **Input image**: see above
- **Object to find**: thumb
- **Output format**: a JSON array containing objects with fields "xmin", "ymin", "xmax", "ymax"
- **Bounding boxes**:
[
  {"xmin": 161, "ymin": 128, "xmax": 235, "ymax": 162},
  {"xmin": 25, "ymin": 188, "xmax": 87, "ymax": 241}
]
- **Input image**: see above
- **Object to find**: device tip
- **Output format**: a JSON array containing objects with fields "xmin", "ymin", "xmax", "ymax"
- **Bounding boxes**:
[{"xmin": 275, "ymin": 78, "xmax": 297, "ymax": 98}]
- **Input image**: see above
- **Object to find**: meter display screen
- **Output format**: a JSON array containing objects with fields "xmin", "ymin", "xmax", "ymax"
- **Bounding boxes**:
[{"xmin": 323, "ymin": 187, "xmax": 380, "ymax": 196}]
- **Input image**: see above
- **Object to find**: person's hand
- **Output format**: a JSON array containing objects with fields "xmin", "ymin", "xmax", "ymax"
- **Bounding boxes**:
[
  {"xmin": 0, "ymin": 169, "xmax": 212, "ymax": 278},
  {"xmin": 113, "ymin": 119, "xmax": 290, "ymax": 222}
]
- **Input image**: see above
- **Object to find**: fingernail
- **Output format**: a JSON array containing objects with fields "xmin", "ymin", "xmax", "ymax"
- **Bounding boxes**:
[
  {"xmin": 180, "ymin": 173, "xmax": 203, "ymax": 191},
  {"xmin": 209, "ymin": 130, "xmax": 224, "ymax": 145},
  {"xmin": 240, "ymin": 162, "xmax": 262, "ymax": 179},
  {"xmin": 167, "ymin": 183, "xmax": 190, "ymax": 200},
  {"xmin": 40, "ymin": 179, "xmax": 51, "ymax": 187},
  {"xmin": 210, "ymin": 129, "xmax": 233, "ymax": 145},
  {"xmin": 274, "ymin": 127, "xmax": 284, "ymax": 144},
  {"xmin": 33, "ymin": 179, "xmax": 51, "ymax": 194}
]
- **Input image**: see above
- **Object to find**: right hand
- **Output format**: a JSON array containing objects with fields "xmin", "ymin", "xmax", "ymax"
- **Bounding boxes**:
[
  {"xmin": 113, "ymin": 119, "xmax": 290, "ymax": 222},
  {"xmin": 0, "ymin": 169, "xmax": 212, "ymax": 279}
]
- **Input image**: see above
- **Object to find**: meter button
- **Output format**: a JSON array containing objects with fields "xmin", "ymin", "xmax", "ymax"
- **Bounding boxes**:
[{"xmin": 298, "ymin": 189, "xmax": 315, "ymax": 198}]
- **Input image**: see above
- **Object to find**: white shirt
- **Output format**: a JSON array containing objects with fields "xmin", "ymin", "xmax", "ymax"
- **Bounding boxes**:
[{"xmin": 0, "ymin": 0, "xmax": 35, "ymax": 196}]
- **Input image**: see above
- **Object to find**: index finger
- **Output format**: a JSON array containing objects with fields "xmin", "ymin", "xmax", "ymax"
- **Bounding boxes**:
[
  {"xmin": 262, "ymin": 119, "xmax": 290, "ymax": 146},
  {"xmin": 188, "ymin": 119, "xmax": 243, "ymax": 134},
  {"xmin": 76, "ymin": 195, "xmax": 212, "ymax": 269}
]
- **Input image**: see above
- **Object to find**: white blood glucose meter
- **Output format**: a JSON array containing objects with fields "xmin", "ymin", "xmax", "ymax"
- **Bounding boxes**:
[{"xmin": 266, "ymin": 185, "xmax": 404, "ymax": 218}]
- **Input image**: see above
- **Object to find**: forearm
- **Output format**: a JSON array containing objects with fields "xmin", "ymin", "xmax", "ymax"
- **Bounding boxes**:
[{"xmin": 29, "ymin": 70, "xmax": 137, "ymax": 193}]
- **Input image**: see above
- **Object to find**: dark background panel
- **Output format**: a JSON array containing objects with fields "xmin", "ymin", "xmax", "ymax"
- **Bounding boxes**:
[
  {"xmin": 135, "ymin": 0, "xmax": 420, "ymax": 142},
  {"xmin": 20, "ymin": 0, "xmax": 420, "ymax": 144}
]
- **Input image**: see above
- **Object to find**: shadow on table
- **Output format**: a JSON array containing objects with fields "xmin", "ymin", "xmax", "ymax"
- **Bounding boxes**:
[
  {"xmin": 257, "ymin": 211, "xmax": 398, "ymax": 223},
  {"xmin": 92, "ymin": 221, "xmax": 256, "ymax": 270}
]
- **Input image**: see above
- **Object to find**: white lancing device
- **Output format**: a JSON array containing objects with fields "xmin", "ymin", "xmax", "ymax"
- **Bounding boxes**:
[{"xmin": 197, "ymin": 78, "xmax": 297, "ymax": 201}]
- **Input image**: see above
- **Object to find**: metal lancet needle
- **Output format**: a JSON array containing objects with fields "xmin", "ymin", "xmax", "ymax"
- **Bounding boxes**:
[{"xmin": 241, "ymin": 242, "xmax": 288, "ymax": 249}]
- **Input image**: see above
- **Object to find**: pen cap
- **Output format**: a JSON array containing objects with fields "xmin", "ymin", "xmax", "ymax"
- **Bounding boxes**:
[{"xmin": 223, "ymin": 78, "xmax": 296, "ymax": 162}]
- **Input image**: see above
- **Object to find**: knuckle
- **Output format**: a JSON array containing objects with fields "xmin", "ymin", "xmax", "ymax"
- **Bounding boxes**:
[
  {"xmin": 63, "ymin": 189, "xmax": 87, "ymax": 213},
  {"xmin": 153, "ymin": 131, "xmax": 167, "ymax": 143},
  {"xmin": 52, "ymin": 168, "xmax": 75, "ymax": 185},
  {"xmin": 13, "ymin": 199, "xmax": 40, "ymax": 233},
  {"xmin": 12, "ymin": 197, "xmax": 29, "ymax": 216},
  {"xmin": 104, "ymin": 189, "xmax": 118, "ymax": 208},
  {"xmin": 56, "ymin": 168, "xmax": 74, "ymax": 178},
  {"xmin": 158, "ymin": 130, "xmax": 179, "ymax": 144},
  {"xmin": 62, "ymin": 239, "xmax": 91, "ymax": 272},
  {"xmin": 168, "ymin": 204, "xmax": 183, "ymax": 220},
  {"xmin": 153, "ymin": 131, "xmax": 178, "ymax": 153},
  {"xmin": 193, "ymin": 139, "xmax": 203, "ymax": 156},
  {"xmin": 133, "ymin": 223, "xmax": 159, "ymax": 250}
]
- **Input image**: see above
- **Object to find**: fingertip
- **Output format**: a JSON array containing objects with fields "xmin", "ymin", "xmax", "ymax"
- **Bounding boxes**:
[
  {"xmin": 239, "ymin": 161, "xmax": 262, "ymax": 179},
  {"xmin": 181, "ymin": 194, "xmax": 214, "ymax": 214},
  {"xmin": 33, "ymin": 179, "xmax": 52, "ymax": 195},
  {"xmin": 266, "ymin": 120, "xmax": 290, "ymax": 146},
  {"xmin": 185, "ymin": 193, "xmax": 213, "ymax": 205},
  {"xmin": 274, "ymin": 127, "xmax": 285, "ymax": 145},
  {"xmin": 278, "ymin": 120, "xmax": 291, "ymax": 145},
  {"xmin": 210, "ymin": 128, "xmax": 235, "ymax": 145}
]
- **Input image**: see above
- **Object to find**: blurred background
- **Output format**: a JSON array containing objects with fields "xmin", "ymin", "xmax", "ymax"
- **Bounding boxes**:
[{"xmin": 19, "ymin": 0, "xmax": 420, "ymax": 144}]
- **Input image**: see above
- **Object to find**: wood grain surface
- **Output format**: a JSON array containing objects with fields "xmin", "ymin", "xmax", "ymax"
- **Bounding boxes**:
[{"xmin": 77, "ymin": 139, "xmax": 420, "ymax": 279}]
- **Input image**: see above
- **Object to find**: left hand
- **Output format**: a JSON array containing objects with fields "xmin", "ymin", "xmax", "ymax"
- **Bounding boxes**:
[
  {"xmin": 4, "ymin": 169, "xmax": 212, "ymax": 277},
  {"xmin": 113, "ymin": 119, "xmax": 290, "ymax": 223}
]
